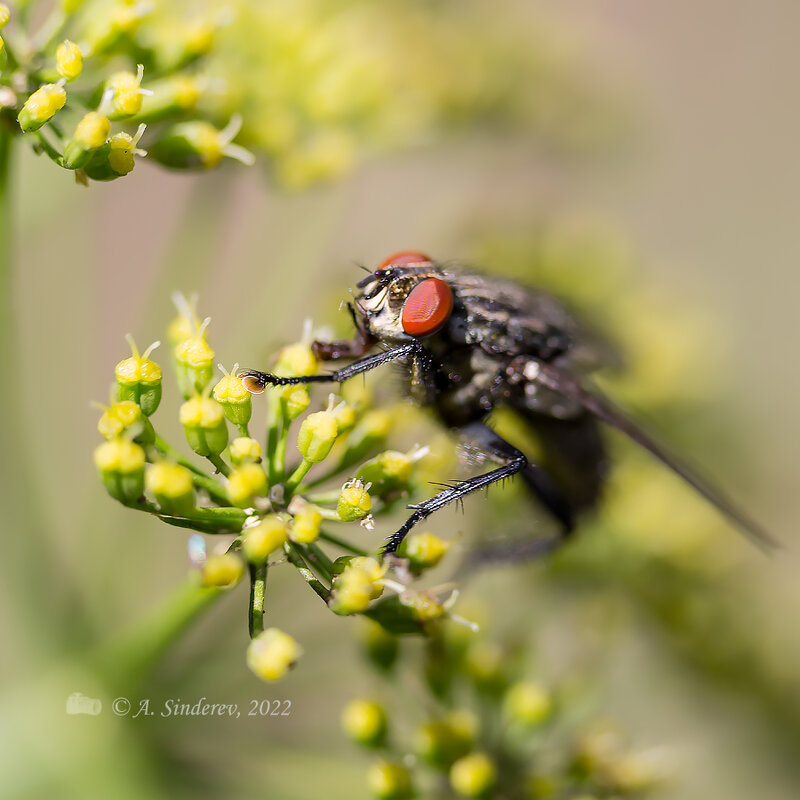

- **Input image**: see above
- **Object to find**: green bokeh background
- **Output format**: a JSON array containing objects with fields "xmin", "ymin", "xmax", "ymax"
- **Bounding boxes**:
[{"xmin": 2, "ymin": 2, "xmax": 799, "ymax": 799}]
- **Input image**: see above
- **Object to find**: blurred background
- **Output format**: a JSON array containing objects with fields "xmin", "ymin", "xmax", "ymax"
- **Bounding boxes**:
[{"xmin": 1, "ymin": 1, "xmax": 799, "ymax": 798}]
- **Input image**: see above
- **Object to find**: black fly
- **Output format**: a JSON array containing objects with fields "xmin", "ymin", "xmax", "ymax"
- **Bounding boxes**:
[{"xmin": 240, "ymin": 250, "xmax": 778, "ymax": 560}]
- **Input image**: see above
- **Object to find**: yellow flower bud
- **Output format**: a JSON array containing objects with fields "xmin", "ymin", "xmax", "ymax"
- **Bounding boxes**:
[
  {"xmin": 150, "ymin": 117, "xmax": 254, "ymax": 170},
  {"xmin": 230, "ymin": 437, "xmax": 262, "ymax": 465},
  {"xmin": 179, "ymin": 396, "xmax": 229, "ymax": 457},
  {"xmin": 146, "ymin": 461, "xmax": 195, "ymax": 515},
  {"xmin": 403, "ymin": 531, "xmax": 450, "ymax": 571},
  {"xmin": 0, "ymin": 6, "xmax": 9, "ymax": 29},
  {"xmin": 337, "ymin": 480, "xmax": 371, "ymax": 521},
  {"xmin": 342, "ymin": 409, "xmax": 391, "ymax": 463},
  {"xmin": 275, "ymin": 342, "xmax": 318, "ymax": 377},
  {"xmin": 18, "ymin": 83, "xmax": 66, "ymax": 132},
  {"xmin": 115, "ymin": 336, "xmax": 162, "ymax": 415},
  {"xmin": 341, "ymin": 698, "xmax": 387, "ymax": 748},
  {"xmin": 357, "ymin": 450, "xmax": 413, "ymax": 497},
  {"xmin": 97, "ymin": 400, "xmax": 154, "ymax": 445},
  {"xmin": 108, "ymin": 64, "xmax": 147, "ymax": 119},
  {"xmin": 331, "ymin": 400, "xmax": 357, "ymax": 434},
  {"xmin": 227, "ymin": 463, "xmax": 268, "ymax": 508},
  {"xmin": 503, "ymin": 682, "xmax": 552, "ymax": 728},
  {"xmin": 200, "ymin": 553, "xmax": 244, "ymax": 588},
  {"xmin": 213, "ymin": 371, "xmax": 252, "ymax": 428},
  {"xmin": 416, "ymin": 713, "xmax": 474, "ymax": 768},
  {"xmin": 290, "ymin": 504, "xmax": 322, "ymax": 544},
  {"xmin": 74, "ymin": 112, "xmax": 110, "ymax": 150},
  {"xmin": 280, "ymin": 385, "xmax": 310, "ymax": 421},
  {"xmin": 56, "ymin": 40, "xmax": 83, "ymax": 81},
  {"xmin": 450, "ymin": 752, "xmax": 496, "ymax": 798},
  {"xmin": 242, "ymin": 516, "xmax": 287, "ymax": 563},
  {"xmin": 367, "ymin": 760, "xmax": 414, "ymax": 800},
  {"xmin": 401, "ymin": 590, "xmax": 447, "ymax": 624},
  {"xmin": 175, "ymin": 335, "xmax": 215, "ymax": 398},
  {"xmin": 330, "ymin": 557, "xmax": 384, "ymax": 615},
  {"xmin": 94, "ymin": 439, "xmax": 145, "ymax": 503},
  {"xmin": 247, "ymin": 628, "xmax": 302, "ymax": 682},
  {"xmin": 297, "ymin": 410, "xmax": 338, "ymax": 463}
]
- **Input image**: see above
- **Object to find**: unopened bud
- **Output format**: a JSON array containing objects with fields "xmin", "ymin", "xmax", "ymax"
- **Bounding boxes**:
[
  {"xmin": 97, "ymin": 400, "xmax": 154, "ymax": 445},
  {"xmin": 402, "ymin": 531, "xmax": 449, "ymax": 571},
  {"xmin": 179, "ymin": 396, "xmax": 228, "ymax": 457},
  {"xmin": 213, "ymin": 369, "xmax": 252, "ymax": 428},
  {"xmin": 357, "ymin": 450, "xmax": 413, "ymax": 496},
  {"xmin": 281, "ymin": 385, "xmax": 310, "ymax": 421},
  {"xmin": 175, "ymin": 332, "xmax": 215, "ymax": 398},
  {"xmin": 367, "ymin": 760, "xmax": 414, "ymax": 800},
  {"xmin": 94, "ymin": 439, "xmax": 145, "ymax": 503},
  {"xmin": 247, "ymin": 628, "xmax": 302, "ymax": 682},
  {"xmin": 18, "ymin": 83, "xmax": 66, "ymax": 132},
  {"xmin": 503, "ymin": 682, "xmax": 552, "ymax": 728},
  {"xmin": 56, "ymin": 40, "xmax": 83, "ymax": 81},
  {"xmin": 200, "ymin": 553, "xmax": 244, "ymax": 588},
  {"xmin": 150, "ymin": 116, "xmax": 254, "ymax": 170},
  {"xmin": 227, "ymin": 463, "xmax": 268, "ymax": 508},
  {"xmin": 230, "ymin": 437, "xmax": 262, "ymax": 465},
  {"xmin": 297, "ymin": 410, "xmax": 338, "ymax": 463},
  {"xmin": 290, "ymin": 504, "xmax": 322, "ymax": 544},
  {"xmin": 64, "ymin": 112, "xmax": 111, "ymax": 169},
  {"xmin": 341, "ymin": 698, "xmax": 388, "ymax": 748},
  {"xmin": 146, "ymin": 461, "xmax": 195, "ymax": 515},
  {"xmin": 450, "ymin": 752, "xmax": 496, "ymax": 798},
  {"xmin": 115, "ymin": 336, "xmax": 162, "ymax": 415},
  {"xmin": 242, "ymin": 516, "xmax": 287, "ymax": 563}
]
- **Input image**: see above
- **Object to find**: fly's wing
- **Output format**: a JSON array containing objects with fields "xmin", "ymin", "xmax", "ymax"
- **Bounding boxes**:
[
  {"xmin": 445, "ymin": 270, "xmax": 621, "ymax": 374},
  {"xmin": 535, "ymin": 362, "xmax": 780, "ymax": 553}
]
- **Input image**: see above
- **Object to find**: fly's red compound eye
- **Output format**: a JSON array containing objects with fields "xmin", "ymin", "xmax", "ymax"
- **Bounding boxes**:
[
  {"xmin": 379, "ymin": 250, "xmax": 432, "ymax": 270},
  {"xmin": 401, "ymin": 278, "xmax": 453, "ymax": 337}
]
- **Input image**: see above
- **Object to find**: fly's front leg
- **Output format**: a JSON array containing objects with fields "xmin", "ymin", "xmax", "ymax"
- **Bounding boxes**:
[
  {"xmin": 381, "ymin": 423, "xmax": 529, "ymax": 557},
  {"xmin": 312, "ymin": 302, "xmax": 376, "ymax": 360},
  {"xmin": 238, "ymin": 342, "xmax": 419, "ymax": 392}
]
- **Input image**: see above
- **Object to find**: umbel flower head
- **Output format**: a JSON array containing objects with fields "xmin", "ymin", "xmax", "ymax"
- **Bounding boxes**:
[{"xmin": 94, "ymin": 299, "xmax": 458, "ymax": 681}]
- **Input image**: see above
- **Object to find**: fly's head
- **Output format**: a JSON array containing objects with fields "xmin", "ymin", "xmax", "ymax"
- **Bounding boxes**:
[{"xmin": 354, "ymin": 251, "xmax": 455, "ymax": 345}]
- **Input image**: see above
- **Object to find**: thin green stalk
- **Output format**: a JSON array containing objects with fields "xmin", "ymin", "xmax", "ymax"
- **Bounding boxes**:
[
  {"xmin": 207, "ymin": 453, "xmax": 231, "ymax": 477},
  {"xmin": 284, "ymin": 542, "xmax": 331, "ymax": 602},
  {"xmin": 304, "ymin": 541, "xmax": 334, "ymax": 581},
  {"xmin": 96, "ymin": 577, "xmax": 225, "ymax": 686},
  {"xmin": 285, "ymin": 458, "xmax": 313, "ymax": 497},
  {"xmin": 248, "ymin": 563, "xmax": 267, "ymax": 638}
]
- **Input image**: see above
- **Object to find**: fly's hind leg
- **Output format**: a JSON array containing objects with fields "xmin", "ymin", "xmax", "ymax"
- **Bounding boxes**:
[{"xmin": 381, "ymin": 422, "xmax": 530, "ymax": 557}]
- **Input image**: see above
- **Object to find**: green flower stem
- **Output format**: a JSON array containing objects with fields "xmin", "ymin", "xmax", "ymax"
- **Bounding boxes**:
[
  {"xmin": 265, "ymin": 392, "xmax": 283, "ymax": 484},
  {"xmin": 33, "ymin": 130, "xmax": 64, "ymax": 166},
  {"xmin": 271, "ymin": 417, "xmax": 291, "ymax": 485},
  {"xmin": 317, "ymin": 506, "xmax": 344, "ymax": 522},
  {"xmin": 237, "ymin": 422, "xmax": 250, "ymax": 438},
  {"xmin": 124, "ymin": 498, "xmax": 247, "ymax": 532},
  {"xmin": 207, "ymin": 453, "xmax": 231, "ymax": 477},
  {"xmin": 0, "ymin": 124, "xmax": 13, "ymax": 375},
  {"xmin": 318, "ymin": 530, "xmax": 368, "ymax": 556},
  {"xmin": 284, "ymin": 541, "xmax": 331, "ymax": 602},
  {"xmin": 285, "ymin": 458, "xmax": 313, "ymax": 497},
  {"xmin": 248, "ymin": 563, "xmax": 267, "ymax": 638},
  {"xmin": 151, "ymin": 437, "xmax": 229, "ymax": 505},
  {"xmin": 304, "ymin": 488, "xmax": 341, "ymax": 505},
  {"xmin": 96, "ymin": 576, "xmax": 225, "ymax": 686},
  {"xmin": 304, "ymin": 541, "xmax": 334, "ymax": 582}
]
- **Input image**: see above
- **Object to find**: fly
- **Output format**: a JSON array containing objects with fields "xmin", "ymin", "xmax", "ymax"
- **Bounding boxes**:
[{"xmin": 239, "ymin": 250, "xmax": 778, "ymax": 560}]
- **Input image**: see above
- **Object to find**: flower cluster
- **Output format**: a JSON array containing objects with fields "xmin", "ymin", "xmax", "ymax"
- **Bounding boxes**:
[
  {"xmin": 94, "ymin": 296, "xmax": 460, "ymax": 682},
  {"xmin": 344, "ymin": 621, "xmax": 665, "ymax": 799},
  {"xmin": 1, "ymin": 0, "xmax": 252, "ymax": 183}
]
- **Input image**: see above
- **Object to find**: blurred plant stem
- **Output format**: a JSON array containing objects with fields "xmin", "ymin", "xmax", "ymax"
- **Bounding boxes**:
[
  {"xmin": 97, "ymin": 577, "xmax": 225, "ymax": 690},
  {"xmin": 0, "ymin": 122, "xmax": 13, "ymax": 375}
]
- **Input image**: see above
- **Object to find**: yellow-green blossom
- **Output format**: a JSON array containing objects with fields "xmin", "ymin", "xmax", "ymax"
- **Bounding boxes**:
[
  {"xmin": 247, "ymin": 628, "xmax": 302, "ymax": 682},
  {"xmin": 18, "ymin": 83, "xmax": 66, "ymax": 132},
  {"xmin": 56, "ymin": 40, "xmax": 83, "ymax": 81}
]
